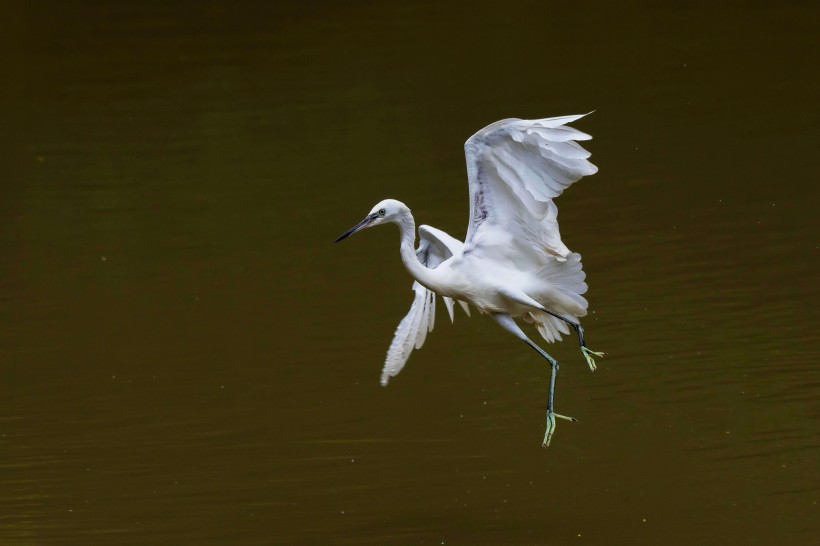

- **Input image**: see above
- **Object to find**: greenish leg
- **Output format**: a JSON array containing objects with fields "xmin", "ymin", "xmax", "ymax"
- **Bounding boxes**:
[
  {"xmin": 541, "ymin": 309, "xmax": 605, "ymax": 372},
  {"xmin": 492, "ymin": 313, "xmax": 577, "ymax": 447},
  {"xmin": 526, "ymin": 341, "xmax": 578, "ymax": 447}
]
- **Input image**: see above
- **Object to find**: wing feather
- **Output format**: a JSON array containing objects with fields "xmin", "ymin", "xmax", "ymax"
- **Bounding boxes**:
[
  {"xmin": 380, "ymin": 225, "xmax": 469, "ymax": 386},
  {"xmin": 463, "ymin": 114, "xmax": 597, "ymax": 269},
  {"xmin": 382, "ymin": 282, "xmax": 428, "ymax": 386}
]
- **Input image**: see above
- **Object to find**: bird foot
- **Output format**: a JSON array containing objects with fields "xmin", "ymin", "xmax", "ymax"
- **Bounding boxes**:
[
  {"xmin": 581, "ymin": 347, "xmax": 605, "ymax": 372},
  {"xmin": 542, "ymin": 411, "xmax": 578, "ymax": 448}
]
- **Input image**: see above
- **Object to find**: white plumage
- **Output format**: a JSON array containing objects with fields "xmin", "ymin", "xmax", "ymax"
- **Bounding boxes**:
[
  {"xmin": 336, "ymin": 114, "xmax": 604, "ymax": 447},
  {"xmin": 382, "ymin": 225, "xmax": 467, "ymax": 386}
]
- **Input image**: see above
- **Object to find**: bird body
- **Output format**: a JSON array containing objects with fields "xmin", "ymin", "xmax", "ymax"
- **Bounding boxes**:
[
  {"xmin": 410, "ymin": 235, "xmax": 579, "ymax": 319},
  {"xmin": 336, "ymin": 114, "xmax": 603, "ymax": 446}
]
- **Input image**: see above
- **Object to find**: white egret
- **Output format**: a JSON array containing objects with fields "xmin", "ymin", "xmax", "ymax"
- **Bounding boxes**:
[{"xmin": 335, "ymin": 114, "xmax": 603, "ymax": 447}]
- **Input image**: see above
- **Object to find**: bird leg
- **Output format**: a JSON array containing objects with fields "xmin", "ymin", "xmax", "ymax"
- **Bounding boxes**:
[
  {"xmin": 492, "ymin": 313, "xmax": 577, "ymax": 447},
  {"xmin": 541, "ymin": 310, "xmax": 604, "ymax": 372},
  {"xmin": 497, "ymin": 289, "xmax": 604, "ymax": 372},
  {"xmin": 523, "ymin": 339, "xmax": 577, "ymax": 447}
]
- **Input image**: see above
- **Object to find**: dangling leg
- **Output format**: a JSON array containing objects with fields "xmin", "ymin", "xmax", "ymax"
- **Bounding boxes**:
[
  {"xmin": 498, "ymin": 289, "xmax": 604, "ymax": 372},
  {"xmin": 541, "ymin": 310, "xmax": 604, "ymax": 372},
  {"xmin": 492, "ymin": 313, "xmax": 577, "ymax": 447}
]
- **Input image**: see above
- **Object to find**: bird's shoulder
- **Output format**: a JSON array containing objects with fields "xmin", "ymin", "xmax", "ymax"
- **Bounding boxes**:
[{"xmin": 464, "ymin": 118, "xmax": 521, "ymax": 158}]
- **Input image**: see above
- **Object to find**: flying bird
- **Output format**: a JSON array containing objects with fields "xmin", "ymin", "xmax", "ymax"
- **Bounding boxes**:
[{"xmin": 335, "ymin": 114, "xmax": 603, "ymax": 446}]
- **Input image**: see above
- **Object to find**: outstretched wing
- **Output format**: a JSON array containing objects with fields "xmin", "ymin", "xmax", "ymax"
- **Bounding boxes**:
[
  {"xmin": 380, "ymin": 225, "xmax": 469, "ymax": 386},
  {"xmin": 463, "ymin": 114, "xmax": 597, "ymax": 270}
]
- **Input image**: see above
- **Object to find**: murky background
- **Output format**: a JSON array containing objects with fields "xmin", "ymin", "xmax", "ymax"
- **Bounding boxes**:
[{"xmin": 1, "ymin": 1, "xmax": 817, "ymax": 544}]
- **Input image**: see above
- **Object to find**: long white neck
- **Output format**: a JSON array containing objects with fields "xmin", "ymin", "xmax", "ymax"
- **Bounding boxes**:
[{"xmin": 395, "ymin": 209, "xmax": 441, "ymax": 291}]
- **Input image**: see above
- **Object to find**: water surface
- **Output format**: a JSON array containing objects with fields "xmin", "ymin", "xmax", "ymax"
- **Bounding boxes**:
[{"xmin": 1, "ymin": 1, "xmax": 818, "ymax": 544}]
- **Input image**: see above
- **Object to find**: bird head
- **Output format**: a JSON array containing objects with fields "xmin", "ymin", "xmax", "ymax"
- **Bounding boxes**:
[{"xmin": 335, "ymin": 199, "xmax": 406, "ymax": 242}]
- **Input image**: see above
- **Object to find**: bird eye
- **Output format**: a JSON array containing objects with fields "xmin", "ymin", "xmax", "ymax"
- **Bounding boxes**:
[{"xmin": 378, "ymin": 209, "xmax": 386, "ymax": 216}]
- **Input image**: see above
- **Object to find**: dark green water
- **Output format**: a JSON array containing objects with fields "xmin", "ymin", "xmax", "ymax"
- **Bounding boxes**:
[{"xmin": 1, "ymin": 1, "xmax": 817, "ymax": 544}]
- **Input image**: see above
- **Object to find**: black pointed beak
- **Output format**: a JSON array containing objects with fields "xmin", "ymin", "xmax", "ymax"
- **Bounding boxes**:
[{"xmin": 335, "ymin": 215, "xmax": 375, "ymax": 243}]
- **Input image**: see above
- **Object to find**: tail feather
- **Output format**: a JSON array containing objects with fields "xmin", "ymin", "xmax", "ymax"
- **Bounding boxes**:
[
  {"xmin": 535, "ymin": 252, "xmax": 588, "ymax": 315},
  {"xmin": 524, "ymin": 311, "xmax": 574, "ymax": 342},
  {"xmin": 528, "ymin": 252, "xmax": 589, "ymax": 343}
]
